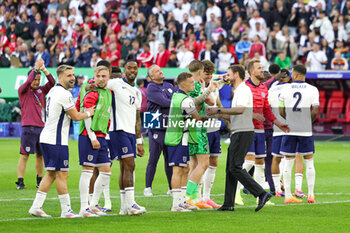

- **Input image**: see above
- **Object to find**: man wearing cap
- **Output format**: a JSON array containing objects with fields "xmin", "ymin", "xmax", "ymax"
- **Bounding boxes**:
[
  {"xmin": 16, "ymin": 58, "xmax": 56, "ymax": 190},
  {"xmin": 0, "ymin": 27, "xmax": 9, "ymax": 54},
  {"xmin": 109, "ymin": 13, "xmax": 120, "ymax": 35}
]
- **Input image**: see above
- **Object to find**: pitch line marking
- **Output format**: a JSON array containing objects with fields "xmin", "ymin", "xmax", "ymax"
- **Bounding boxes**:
[
  {"xmin": 0, "ymin": 200, "xmax": 349, "ymax": 222},
  {"xmin": 1, "ymin": 193, "xmax": 350, "ymax": 202}
]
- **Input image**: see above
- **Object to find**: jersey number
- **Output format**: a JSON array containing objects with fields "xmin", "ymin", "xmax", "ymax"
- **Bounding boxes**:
[
  {"xmin": 129, "ymin": 96, "xmax": 135, "ymax": 105},
  {"xmin": 46, "ymin": 97, "xmax": 51, "ymax": 118},
  {"xmin": 293, "ymin": 92, "xmax": 302, "ymax": 112}
]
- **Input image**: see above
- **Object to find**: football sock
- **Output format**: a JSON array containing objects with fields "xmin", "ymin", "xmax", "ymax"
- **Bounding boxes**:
[
  {"xmin": 304, "ymin": 158, "xmax": 315, "ymax": 196},
  {"xmin": 198, "ymin": 176, "xmax": 204, "ymax": 201},
  {"xmin": 272, "ymin": 174, "xmax": 281, "ymax": 192},
  {"xmin": 103, "ymin": 177, "xmax": 111, "ymax": 208},
  {"xmin": 31, "ymin": 191, "xmax": 47, "ymax": 209},
  {"xmin": 18, "ymin": 177, "xmax": 24, "ymax": 183},
  {"xmin": 279, "ymin": 158, "xmax": 285, "ymax": 178},
  {"xmin": 283, "ymin": 158, "xmax": 295, "ymax": 199},
  {"xmin": 79, "ymin": 170, "xmax": 93, "ymax": 211},
  {"xmin": 58, "ymin": 194, "xmax": 71, "ymax": 214},
  {"xmin": 236, "ymin": 160, "xmax": 255, "ymax": 192},
  {"xmin": 181, "ymin": 186, "xmax": 187, "ymax": 202},
  {"xmin": 36, "ymin": 175, "xmax": 42, "ymax": 185},
  {"xmin": 125, "ymin": 187, "xmax": 135, "ymax": 208},
  {"xmin": 295, "ymin": 173, "xmax": 303, "ymax": 191},
  {"xmin": 254, "ymin": 164, "xmax": 265, "ymax": 188},
  {"xmin": 88, "ymin": 194, "xmax": 93, "ymax": 204},
  {"xmin": 90, "ymin": 172, "xmax": 111, "ymax": 207},
  {"xmin": 203, "ymin": 166, "xmax": 216, "ymax": 201},
  {"xmin": 172, "ymin": 189, "xmax": 181, "ymax": 208},
  {"xmin": 120, "ymin": 190, "xmax": 125, "ymax": 210},
  {"xmin": 186, "ymin": 180, "xmax": 198, "ymax": 200}
]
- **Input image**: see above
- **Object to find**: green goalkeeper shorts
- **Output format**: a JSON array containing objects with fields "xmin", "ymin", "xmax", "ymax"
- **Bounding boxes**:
[{"xmin": 189, "ymin": 130, "xmax": 209, "ymax": 156}]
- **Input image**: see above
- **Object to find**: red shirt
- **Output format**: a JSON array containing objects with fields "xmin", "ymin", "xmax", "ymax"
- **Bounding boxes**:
[
  {"xmin": 249, "ymin": 42, "xmax": 266, "ymax": 59},
  {"xmin": 108, "ymin": 50, "xmax": 121, "ymax": 66},
  {"xmin": 245, "ymin": 78, "xmax": 276, "ymax": 130},
  {"xmin": 155, "ymin": 50, "xmax": 171, "ymax": 67},
  {"xmin": 137, "ymin": 51, "xmax": 154, "ymax": 68},
  {"xmin": 185, "ymin": 40, "xmax": 200, "ymax": 59},
  {"xmin": 18, "ymin": 71, "xmax": 56, "ymax": 127},
  {"xmin": 76, "ymin": 91, "xmax": 110, "ymax": 138}
]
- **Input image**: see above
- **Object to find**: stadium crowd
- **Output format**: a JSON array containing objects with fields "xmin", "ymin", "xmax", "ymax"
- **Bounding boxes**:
[{"xmin": 0, "ymin": 0, "xmax": 350, "ymax": 71}]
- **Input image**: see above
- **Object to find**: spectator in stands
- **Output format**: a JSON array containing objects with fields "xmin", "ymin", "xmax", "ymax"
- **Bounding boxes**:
[
  {"xmin": 15, "ymin": 12, "xmax": 31, "ymax": 42},
  {"xmin": 282, "ymin": 36, "xmax": 299, "ymax": 65},
  {"xmin": 334, "ymin": 40, "xmax": 350, "ymax": 60},
  {"xmin": 217, "ymin": 45, "xmax": 234, "ymax": 74},
  {"xmin": 249, "ymin": 22, "xmax": 267, "ymax": 42},
  {"xmin": 274, "ymin": 51, "xmax": 291, "ymax": 70},
  {"xmin": 331, "ymin": 51, "xmax": 349, "ymax": 70},
  {"xmin": 205, "ymin": 13, "xmax": 216, "ymax": 41},
  {"xmin": 34, "ymin": 43, "xmax": 50, "ymax": 67},
  {"xmin": 149, "ymin": 33, "xmax": 161, "ymax": 61},
  {"xmin": 191, "ymin": 0, "xmax": 205, "ymax": 19},
  {"xmin": 285, "ymin": 7, "xmax": 299, "ymax": 37},
  {"xmin": 155, "ymin": 43, "xmax": 171, "ymax": 68},
  {"xmin": 310, "ymin": 11, "xmax": 334, "ymax": 45},
  {"xmin": 185, "ymin": 33, "xmax": 200, "ymax": 59},
  {"xmin": 321, "ymin": 38, "xmax": 334, "ymax": 70},
  {"xmin": 180, "ymin": 13, "xmax": 194, "ymax": 39},
  {"xmin": 177, "ymin": 44, "xmax": 194, "ymax": 68},
  {"xmin": 239, "ymin": 51, "xmax": 250, "ymax": 67},
  {"xmin": 260, "ymin": 1, "xmax": 274, "ymax": 30},
  {"xmin": 135, "ymin": 24, "xmax": 148, "ymax": 47},
  {"xmin": 164, "ymin": 21, "xmax": 180, "ymax": 49},
  {"xmin": 206, "ymin": 0, "xmax": 222, "ymax": 21},
  {"xmin": 76, "ymin": 42, "xmax": 93, "ymax": 67},
  {"xmin": 137, "ymin": 43, "xmax": 154, "ymax": 68},
  {"xmin": 230, "ymin": 21, "xmax": 242, "ymax": 43},
  {"xmin": 222, "ymin": 8, "xmax": 234, "ymax": 32},
  {"xmin": 121, "ymin": 37, "xmax": 132, "ymax": 61},
  {"xmin": 199, "ymin": 40, "xmax": 217, "ymax": 64},
  {"xmin": 277, "ymin": 26, "xmax": 295, "ymax": 43},
  {"xmin": 254, "ymin": 51, "xmax": 270, "ymax": 71},
  {"xmin": 167, "ymin": 51, "xmax": 178, "ymax": 67},
  {"xmin": 107, "ymin": 43, "xmax": 121, "ymax": 67},
  {"xmin": 267, "ymin": 31, "xmax": 284, "ymax": 62},
  {"xmin": 212, "ymin": 20, "xmax": 227, "ymax": 43},
  {"xmin": 236, "ymin": 32, "xmax": 251, "ymax": 60},
  {"xmin": 30, "ymin": 13, "xmax": 46, "ymax": 37},
  {"xmin": 140, "ymin": 0, "xmax": 152, "ymax": 19},
  {"xmin": 126, "ymin": 40, "xmax": 142, "ymax": 61},
  {"xmin": 0, "ymin": 27, "xmax": 9, "ymax": 54},
  {"xmin": 161, "ymin": 0, "xmax": 175, "ymax": 13},
  {"xmin": 189, "ymin": 9, "xmax": 202, "ymax": 30},
  {"xmin": 274, "ymin": 0, "xmax": 289, "ymax": 26},
  {"xmin": 249, "ymin": 35, "xmax": 266, "ymax": 59},
  {"xmin": 306, "ymin": 43, "xmax": 328, "ymax": 71}
]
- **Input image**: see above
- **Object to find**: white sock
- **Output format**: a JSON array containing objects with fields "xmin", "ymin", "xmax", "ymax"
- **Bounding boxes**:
[
  {"xmin": 304, "ymin": 158, "xmax": 315, "ymax": 197},
  {"xmin": 272, "ymin": 174, "xmax": 281, "ymax": 192},
  {"xmin": 279, "ymin": 158, "xmax": 285, "ymax": 178},
  {"xmin": 203, "ymin": 166, "xmax": 216, "ymax": 201},
  {"xmin": 58, "ymin": 194, "xmax": 71, "ymax": 214},
  {"xmin": 295, "ymin": 173, "xmax": 303, "ymax": 191},
  {"xmin": 79, "ymin": 170, "xmax": 93, "ymax": 212},
  {"xmin": 198, "ymin": 175, "xmax": 204, "ymax": 201},
  {"xmin": 90, "ymin": 172, "xmax": 111, "ymax": 207},
  {"xmin": 31, "ymin": 191, "xmax": 47, "ymax": 209},
  {"xmin": 172, "ymin": 189, "xmax": 181, "ymax": 208},
  {"xmin": 181, "ymin": 186, "xmax": 187, "ymax": 203},
  {"xmin": 254, "ymin": 164, "xmax": 265, "ymax": 188},
  {"xmin": 88, "ymin": 194, "xmax": 93, "ymax": 203},
  {"xmin": 125, "ymin": 187, "xmax": 135, "ymax": 208},
  {"xmin": 120, "ymin": 190, "xmax": 125, "ymax": 210},
  {"xmin": 237, "ymin": 160, "xmax": 255, "ymax": 192},
  {"xmin": 103, "ymin": 185, "xmax": 111, "ymax": 206},
  {"xmin": 283, "ymin": 158, "xmax": 295, "ymax": 199}
]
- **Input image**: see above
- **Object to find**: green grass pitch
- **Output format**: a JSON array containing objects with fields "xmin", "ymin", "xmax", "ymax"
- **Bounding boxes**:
[{"xmin": 0, "ymin": 139, "xmax": 349, "ymax": 232}]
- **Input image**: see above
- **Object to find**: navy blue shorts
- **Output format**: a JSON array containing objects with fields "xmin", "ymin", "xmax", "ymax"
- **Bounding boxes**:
[
  {"xmin": 40, "ymin": 143, "xmax": 69, "ymax": 171},
  {"xmin": 78, "ymin": 135, "xmax": 111, "ymax": 167},
  {"xmin": 168, "ymin": 144, "xmax": 189, "ymax": 167},
  {"xmin": 106, "ymin": 138, "xmax": 118, "ymax": 162},
  {"xmin": 280, "ymin": 135, "xmax": 315, "ymax": 156},
  {"xmin": 109, "ymin": 131, "xmax": 136, "ymax": 160},
  {"xmin": 272, "ymin": 136, "xmax": 283, "ymax": 157},
  {"xmin": 207, "ymin": 131, "xmax": 221, "ymax": 156},
  {"xmin": 247, "ymin": 132, "xmax": 266, "ymax": 158},
  {"xmin": 20, "ymin": 126, "xmax": 43, "ymax": 155}
]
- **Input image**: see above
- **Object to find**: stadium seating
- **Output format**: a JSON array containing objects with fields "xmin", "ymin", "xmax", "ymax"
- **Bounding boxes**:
[
  {"xmin": 316, "ymin": 91, "xmax": 327, "ymax": 122},
  {"xmin": 337, "ymin": 98, "xmax": 350, "ymax": 123},
  {"xmin": 319, "ymin": 91, "xmax": 345, "ymax": 122}
]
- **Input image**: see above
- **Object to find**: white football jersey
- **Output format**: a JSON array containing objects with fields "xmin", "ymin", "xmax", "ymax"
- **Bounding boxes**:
[
  {"xmin": 40, "ymin": 84, "xmax": 75, "ymax": 146},
  {"xmin": 205, "ymin": 88, "xmax": 221, "ymax": 133},
  {"xmin": 108, "ymin": 78, "xmax": 141, "ymax": 135},
  {"xmin": 279, "ymin": 81, "xmax": 319, "ymax": 136},
  {"xmin": 268, "ymin": 83, "xmax": 289, "ymax": 136}
]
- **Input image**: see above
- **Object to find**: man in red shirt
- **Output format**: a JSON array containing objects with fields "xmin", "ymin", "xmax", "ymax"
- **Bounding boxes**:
[
  {"xmin": 107, "ymin": 43, "xmax": 121, "ymax": 66},
  {"xmin": 76, "ymin": 66, "xmax": 112, "ymax": 217},
  {"xmin": 155, "ymin": 44, "xmax": 171, "ymax": 68},
  {"xmin": 236, "ymin": 59, "xmax": 289, "ymax": 205},
  {"xmin": 137, "ymin": 44, "xmax": 154, "ymax": 68},
  {"xmin": 16, "ymin": 58, "xmax": 56, "ymax": 190}
]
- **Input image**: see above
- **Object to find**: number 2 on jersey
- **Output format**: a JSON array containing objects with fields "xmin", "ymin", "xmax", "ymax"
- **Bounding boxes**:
[{"xmin": 293, "ymin": 92, "xmax": 302, "ymax": 112}]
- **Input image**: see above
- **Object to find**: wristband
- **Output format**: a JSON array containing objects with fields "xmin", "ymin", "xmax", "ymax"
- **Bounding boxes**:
[
  {"xmin": 136, "ymin": 138, "xmax": 143, "ymax": 145},
  {"xmin": 86, "ymin": 111, "xmax": 91, "ymax": 118}
]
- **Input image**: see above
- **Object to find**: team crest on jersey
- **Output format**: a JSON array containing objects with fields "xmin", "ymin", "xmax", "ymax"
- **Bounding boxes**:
[
  {"xmin": 122, "ymin": 147, "xmax": 128, "ymax": 153},
  {"xmin": 37, "ymin": 89, "xmax": 42, "ymax": 94},
  {"xmin": 168, "ymin": 88, "xmax": 173, "ymax": 93},
  {"xmin": 261, "ymin": 92, "xmax": 266, "ymax": 98},
  {"xmin": 88, "ymin": 154, "xmax": 94, "ymax": 161},
  {"xmin": 183, "ymin": 156, "xmax": 187, "ymax": 163},
  {"xmin": 64, "ymin": 160, "xmax": 68, "ymax": 166},
  {"xmin": 26, "ymin": 147, "xmax": 30, "ymax": 152},
  {"xmin": 153, "ymin": 134, "xmax": 158, "ymax": 139}
]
